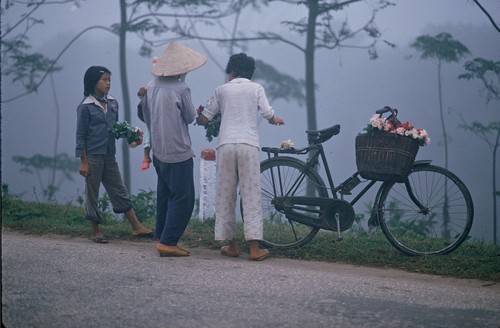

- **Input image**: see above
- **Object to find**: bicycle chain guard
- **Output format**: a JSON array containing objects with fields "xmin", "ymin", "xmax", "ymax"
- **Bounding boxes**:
[
  {"xmin": 274, "ymin": 196, "xmax": 355, "ymax": 232},
  {"xmin": 324, "ymin": 199, "xmax": 356, "ymax": 231}
]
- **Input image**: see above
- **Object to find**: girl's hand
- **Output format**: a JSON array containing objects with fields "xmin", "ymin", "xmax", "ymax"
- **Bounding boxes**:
[{"xmin": 79, "ymin": 160, "xmax": 90, "ymax": 177}]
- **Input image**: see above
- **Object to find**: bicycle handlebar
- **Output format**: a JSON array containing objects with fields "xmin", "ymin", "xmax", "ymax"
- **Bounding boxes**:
[{"xmin": 375, "ymin": 106, "xmax": 398, "ymax": 116}]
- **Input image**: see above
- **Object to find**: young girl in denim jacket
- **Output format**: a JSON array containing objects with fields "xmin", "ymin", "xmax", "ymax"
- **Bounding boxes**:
[{"xmin": 76, "ymin": 66, "xmax": 152, "ymax": 243}]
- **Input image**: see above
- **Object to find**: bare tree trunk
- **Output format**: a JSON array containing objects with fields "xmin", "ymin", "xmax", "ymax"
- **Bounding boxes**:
[
  {"xmin": 49, "ymin": 74, "xmax": 60, "ymax": 202},
  {"xmin": 119, "ymin": 0, "xmax": 131, "ymax": 192},
  {"xmin": 438, "ymin": 60, "xmax": 449, "ymax": 169},
  {"xmin": 493, "ymin": 126, "xmax": 499, "ymax": 245},
  {"xmin": 438, "ymin": 59, "xmax": 450, "ymax": 238},
  {"xmin": 305, "ymin": 0, "xmax": 318, "ymax": 133},
  {"xmin": 305, "ymin": 0, "xmax": 319, "ymax": 197}
]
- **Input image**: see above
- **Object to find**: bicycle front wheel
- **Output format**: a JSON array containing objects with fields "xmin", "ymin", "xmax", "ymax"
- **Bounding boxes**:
[
  {"xmin": 377, "ymin": 164, "xmax": 473, "ymax": 256},
  {"xmin": 259, "ymin": 157, "xmax": 328, "ymax": 249}
]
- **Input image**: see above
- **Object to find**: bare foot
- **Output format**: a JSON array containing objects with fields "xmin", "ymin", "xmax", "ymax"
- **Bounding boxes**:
[
  {"xmin": 156, "ymin": 243, "xmax": 189, "ymax": 257},
  {"xmin": 131, "ymin": 227, "xmax": 153, "ymax": 237}
]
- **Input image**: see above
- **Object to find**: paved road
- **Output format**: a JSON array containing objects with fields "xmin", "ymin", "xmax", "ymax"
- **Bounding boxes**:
[{"xmin": 2, "ymin": 230, "xmax": 499, "ymax": 328}]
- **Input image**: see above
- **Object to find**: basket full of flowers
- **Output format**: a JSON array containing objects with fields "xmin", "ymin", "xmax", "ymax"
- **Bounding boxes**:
[{"xmin": 355, "ymin": 107, "xmax": 430, "ymax": 182}]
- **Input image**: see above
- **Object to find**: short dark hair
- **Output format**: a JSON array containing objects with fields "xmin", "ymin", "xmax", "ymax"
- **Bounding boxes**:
[
  {"xmin": 225, "ymin": 53, "xmax": 255, "ymax": 79},
  {"xmin": 83, "ymin": 66, "xmax": 111, "ymax": 96}
]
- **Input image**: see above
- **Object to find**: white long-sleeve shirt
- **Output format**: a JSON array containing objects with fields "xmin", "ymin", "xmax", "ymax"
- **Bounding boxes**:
[{"xmin": 202, "ymin": 78, "xmax": 275, "ymax": 148}]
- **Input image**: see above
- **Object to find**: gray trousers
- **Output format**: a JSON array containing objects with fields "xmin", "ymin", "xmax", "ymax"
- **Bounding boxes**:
[{"xmin": 84, "ymin": 154, "xmax": 132, "ymax": 223}]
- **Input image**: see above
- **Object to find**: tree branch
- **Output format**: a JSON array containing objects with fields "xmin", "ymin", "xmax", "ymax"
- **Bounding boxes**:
[
  {"xmin": 3, "ymin": 25, "xmax": 113, "ymax": 103},
  {"xmin": 473, "ymin": 0, "xmax": 500, "ymax": 33}
]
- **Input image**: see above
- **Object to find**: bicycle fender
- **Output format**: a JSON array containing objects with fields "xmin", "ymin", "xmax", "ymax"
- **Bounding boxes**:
[
  {"xmin": 370, "ymin": 159, "xmax": 433, "ymax": 228},
  {"xmin": 260, "ymin": 156, "xmax": 307, "ymax": 168},
  {"xmin": 413, "ymin": 160, "xmax": 432, "ymax": 166}
]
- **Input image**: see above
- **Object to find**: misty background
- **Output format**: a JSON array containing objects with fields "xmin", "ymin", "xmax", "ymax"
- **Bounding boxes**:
[{"xmin": 1, "ymin": 1, "xmax": 499, "ymax": 242}]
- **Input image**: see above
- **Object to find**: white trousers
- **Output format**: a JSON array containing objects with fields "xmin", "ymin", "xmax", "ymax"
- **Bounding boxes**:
[{"xmin": 214, "ymin": 143, "xmax": 263, "ymax": 241}]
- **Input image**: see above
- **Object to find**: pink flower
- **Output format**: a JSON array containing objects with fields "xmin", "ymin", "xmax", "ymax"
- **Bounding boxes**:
[
  {"xmin": 365, "ymin": 114, "xmax": 430, "ymax": 146},
  {"xmin": 395, "ymin": 127, "xmax": 406, "ymax": 136}
]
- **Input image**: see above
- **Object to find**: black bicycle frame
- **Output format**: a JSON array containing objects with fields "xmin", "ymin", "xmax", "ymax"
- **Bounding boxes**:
[{"xmin": 289, "ymin": 143, "xmax": 379, "ymax": 207}]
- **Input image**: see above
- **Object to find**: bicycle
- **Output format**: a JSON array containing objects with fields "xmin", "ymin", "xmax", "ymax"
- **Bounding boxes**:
[{"xmin": 254, "ymin": 107, "xmax": 474, "ymax": 256}]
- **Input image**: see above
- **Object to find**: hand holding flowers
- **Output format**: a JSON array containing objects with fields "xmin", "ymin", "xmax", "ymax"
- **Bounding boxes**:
[
  {"xmin": 196, "ymin": 105, "xmax": 221, "ymax": 142},
  {"xmin": 110, "ymin": 121, "xmax": 144, "ymax": 148}
]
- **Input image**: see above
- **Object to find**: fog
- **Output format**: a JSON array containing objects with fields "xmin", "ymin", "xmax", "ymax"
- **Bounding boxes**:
[{"xmin": 2, "ymin": 0, "xmax": 499, "ymax": 242}]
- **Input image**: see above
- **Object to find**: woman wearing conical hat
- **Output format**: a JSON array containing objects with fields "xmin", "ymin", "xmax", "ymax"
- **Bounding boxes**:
[{"xmin": 138, "ymin": 41, "xmax": 207, "ymax": 257}]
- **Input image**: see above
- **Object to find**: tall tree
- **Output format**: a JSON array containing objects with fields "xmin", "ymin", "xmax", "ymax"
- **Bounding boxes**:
[
  {"xmin": 410, "ymin": 33, "xmax": 471, "ymax": 170},
  {"xmin": 1, "ymin": 0, "xmax": 227, "ymax": 192},
  {"xmin": 410, "ymin": 32, "xmax": 470, "ymax": 239},
  {"xmin": 2, "ymin": 0, "xmax": 392, "ymax": 194},
  {"xmin": 459, "ymin": 58, "xmax": 500, "ymax": 245},
  {"xmin": 2, "ymin": 0, "xmax": 81, "ymax": 200},
  {"xmin": 170, "ymin": 0, "xmax": 394, "ymax": 131}
]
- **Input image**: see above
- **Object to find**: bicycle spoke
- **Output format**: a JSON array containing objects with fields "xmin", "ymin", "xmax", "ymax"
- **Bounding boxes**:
[
  {"xmin": 258, "ymin": 157, "xmax": 326, "ymax": 249},
  {"xmin": 378, "ymin": 164, "xmax": 473, "ymax": 256}
]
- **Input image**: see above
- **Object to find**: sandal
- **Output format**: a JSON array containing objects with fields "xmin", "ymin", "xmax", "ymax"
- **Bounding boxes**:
[
  {"xmin": 250, "ymin": 249, "xmax": 270, "ymax": 261},
  {"xmin": 177, "ymin": 245, "xmax": 191, "ymax": 255},
  {"xmin": 221, "ymin": 245, "xmax": 240, "ymax": 257},
  {"xmin": 91, "ymin": 236, "xmax": 108, "ymax": 244}
]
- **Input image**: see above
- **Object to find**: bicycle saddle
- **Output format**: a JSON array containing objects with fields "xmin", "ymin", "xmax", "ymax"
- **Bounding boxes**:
[{"xmin": 306, "ymin": 124, "xmax": 340, "ymax": 145}]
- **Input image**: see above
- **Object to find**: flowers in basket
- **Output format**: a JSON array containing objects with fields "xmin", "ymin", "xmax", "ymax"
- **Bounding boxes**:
[
  {"xmin": 365, "ymin": 114, "xmax": 430, "ymax": 146},
  {"xmin": 109, "ymin": 121, "xmax": 144, "ymax": 148},
  {"xmin": 196, "ymin": 105, "xmax": 221, "ymax": 142}
]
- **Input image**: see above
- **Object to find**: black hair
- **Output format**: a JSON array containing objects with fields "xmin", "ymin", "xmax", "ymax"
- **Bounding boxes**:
[
  {"xmin": 225, "ymin": 53, "xmax": 255, "ymax": 79},
  {"xmin": 83, "ymin": 66, "xmax": 111, "ymax": 96}
]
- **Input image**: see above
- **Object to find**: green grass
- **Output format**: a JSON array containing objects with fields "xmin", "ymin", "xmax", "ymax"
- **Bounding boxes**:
[{"xmin": 2, "ymin": 197, "xmax": 499, "ymax": 282}]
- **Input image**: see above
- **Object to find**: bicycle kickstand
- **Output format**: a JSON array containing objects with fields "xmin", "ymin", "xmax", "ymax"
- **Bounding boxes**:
[{"xmin": 334, "ymin": 213, "xmax": 343, "ymax": 241}]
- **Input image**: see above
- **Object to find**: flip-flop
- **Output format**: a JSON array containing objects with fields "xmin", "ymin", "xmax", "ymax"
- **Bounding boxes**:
[
  {"xmin": 177, "ymin": 246, "xmax": 191, "ymax": 255},
  {"xmin": 250, "ymin": 249, "xmax": 270, "ymax": 261},
  {"xmin": 132, "ymin": 230, "xmax": 154, "ymax": 238},
  {"xmin": 91, "ymin": 236, "xmax": 108, "ymax": 244},
  {"xmin": 221, "ymin": 245, "xmax": 239, "ymax": 257}
]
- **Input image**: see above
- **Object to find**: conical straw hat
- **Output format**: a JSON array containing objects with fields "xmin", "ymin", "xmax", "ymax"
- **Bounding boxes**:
[{"xmin": 152, "ymin": 41, "xmax": 207, "ymax": 77}]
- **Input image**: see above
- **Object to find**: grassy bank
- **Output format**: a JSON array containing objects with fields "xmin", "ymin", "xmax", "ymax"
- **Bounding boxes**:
[{"xmin": 2, "ymin": 197, "xmax": 499, "ymax": 282}]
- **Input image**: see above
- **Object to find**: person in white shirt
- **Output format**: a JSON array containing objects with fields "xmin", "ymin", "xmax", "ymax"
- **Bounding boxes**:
[{"xmin": 197, "ymin": 53, "xmax": 284, "ymax": 261}]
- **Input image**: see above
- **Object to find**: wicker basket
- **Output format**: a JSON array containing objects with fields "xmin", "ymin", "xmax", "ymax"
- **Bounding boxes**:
[{"xmin": 355, "ymin": 132, "xmax": 419, "ymax": 182}]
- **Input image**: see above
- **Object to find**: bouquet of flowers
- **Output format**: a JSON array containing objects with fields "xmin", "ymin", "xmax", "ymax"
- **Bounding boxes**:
[
  {"xmin": 110, "ymin": 121, "xmax": 144, "ymax": 148},
  {"xmin": 365, "ymin": 114, "xmax": 430, "ymax": 146},
  {"xmin": 280, "ymin": 139, "xmax": 295, "ymax": 150},
  {"xmin": 196, "ymin": 105, "xmax": 221, "ymax": 142}
]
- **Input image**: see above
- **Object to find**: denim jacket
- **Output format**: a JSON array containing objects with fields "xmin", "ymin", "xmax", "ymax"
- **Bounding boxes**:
[{"xmin": 75, "ymin": 95, "xmax": 119, "ymax": 157}]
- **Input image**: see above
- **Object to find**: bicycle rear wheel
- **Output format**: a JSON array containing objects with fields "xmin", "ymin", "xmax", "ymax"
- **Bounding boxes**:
[
  {"xmin": 259, "ymin": 157, "xmax": 328, "ymax": 249},
  {"xmin": 377, "ymin": 164, "xmax": 473, "ymax": 256}
]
